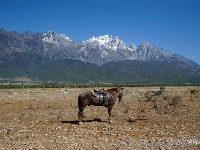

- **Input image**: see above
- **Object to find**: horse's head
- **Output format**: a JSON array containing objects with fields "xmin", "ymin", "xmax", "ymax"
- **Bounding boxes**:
[
  {"xmin": 116, "ymin": 87, "xmax": 124, "ymax": 102},
  {"xmin": 108, "ymin": 87, "xmax": 125, "ymax": 102}
]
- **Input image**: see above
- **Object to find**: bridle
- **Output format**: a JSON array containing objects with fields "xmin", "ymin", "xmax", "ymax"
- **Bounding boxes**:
[{"xmin": 118, "ymin": 90, "xmax": 123, "ymax": 102}]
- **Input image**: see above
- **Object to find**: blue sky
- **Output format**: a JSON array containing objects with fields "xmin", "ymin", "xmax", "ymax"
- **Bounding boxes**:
[{"xmin": 1, "ymin": 0, "xmax": 200, "ymax": 64}]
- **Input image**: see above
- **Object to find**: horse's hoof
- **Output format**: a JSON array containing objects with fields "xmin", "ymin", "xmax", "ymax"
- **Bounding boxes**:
[
  {"xmin": 78, "ymin": 121, "xmax": 83, "ymax": 125},
  {"xmin": 108, "ymin": 119, "xmax": 112, "ymax": 124}
]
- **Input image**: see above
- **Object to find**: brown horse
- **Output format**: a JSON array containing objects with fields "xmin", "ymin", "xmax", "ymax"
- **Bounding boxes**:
[{"xmin": 78, "ymin": 87, "xmax": 124, "ymax": 125}]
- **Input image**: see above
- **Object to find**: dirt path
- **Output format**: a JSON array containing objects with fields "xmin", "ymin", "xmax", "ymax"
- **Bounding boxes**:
[{"xmin": 0, "ymin": 87, "xmax": 199, "ymax": 149}]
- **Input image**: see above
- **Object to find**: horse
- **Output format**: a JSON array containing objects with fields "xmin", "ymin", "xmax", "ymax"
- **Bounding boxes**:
[{"xmin": 77, "ymin": 87, "xmax": 124, "ymax": 125}]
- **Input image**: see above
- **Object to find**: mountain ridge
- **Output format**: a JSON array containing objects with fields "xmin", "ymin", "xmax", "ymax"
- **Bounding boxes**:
[
  {"xmin": 0, "ymin": 28, "xmax": 199, "ymax": 67},
  {"xmin": 0, "ymin": 28, "xmax": 200, "ymax": 84}
]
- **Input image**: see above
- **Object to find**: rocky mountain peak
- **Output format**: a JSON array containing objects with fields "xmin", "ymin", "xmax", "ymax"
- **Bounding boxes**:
[
  {"xmin": 0, "ymin": 27, "xmax": 7, "ymax": 33},
  {"xmin": 42, "ymin": 31, "xmax": 72, "ymax": 45},
  {"xmin": 82, "ymin": 34, "xmax": 127, "ymax": 51},
  {"xmin": 129, "ymin": 44, "xmax": 137, "ymax": 51},
  {"xmin": 139, "ymin": 40, "xmax": 151, "ymax": 47}
]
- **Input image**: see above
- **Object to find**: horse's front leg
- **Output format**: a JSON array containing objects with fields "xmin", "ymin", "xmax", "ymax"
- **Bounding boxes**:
[{"xmin": 108, "ymin": 105, "xmax": 113, "ymax": 124}]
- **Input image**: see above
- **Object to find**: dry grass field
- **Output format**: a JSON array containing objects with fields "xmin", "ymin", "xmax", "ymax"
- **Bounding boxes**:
[{"xmin": 0, "ymin": 86, "xmax": 199, "ymax": 149}]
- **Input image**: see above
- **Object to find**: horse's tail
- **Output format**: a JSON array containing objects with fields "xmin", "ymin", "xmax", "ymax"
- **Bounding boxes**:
[{"xmin": 78, "ymin": 94, "xmax": 82, "ymax": 108}]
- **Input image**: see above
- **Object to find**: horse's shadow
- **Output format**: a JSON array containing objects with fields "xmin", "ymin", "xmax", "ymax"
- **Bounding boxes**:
[
  {"xmin": 61, "ymin": 120, "xmax": 77, "ymax": 124},
  {"xmin": 61, "ymin": 118, "xmax": 107, "ymax": 124}
]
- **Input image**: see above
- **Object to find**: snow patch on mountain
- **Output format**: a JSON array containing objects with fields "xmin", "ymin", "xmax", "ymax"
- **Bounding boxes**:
[
  {"xmin": 82, "ymin": 35, "xmax": 128, "ymax": 51},
  {"xmin": 128, "ymin": 44, "xmax": 137, "ymax": 51},
  {"xmin": 42, "ymin": 31, "xmax": 72, "ymax": 46}
]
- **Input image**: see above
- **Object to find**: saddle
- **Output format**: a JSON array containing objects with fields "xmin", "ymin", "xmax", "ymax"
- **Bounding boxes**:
[{"xmin": 93, "ymin": 89, "xmax": 109, "ymax": 104}]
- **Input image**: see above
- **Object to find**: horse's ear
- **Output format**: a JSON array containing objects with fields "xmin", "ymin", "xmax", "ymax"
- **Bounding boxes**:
[{"xmin": 116, "ymin": 87, "xmax": 124, "ymax": 92}]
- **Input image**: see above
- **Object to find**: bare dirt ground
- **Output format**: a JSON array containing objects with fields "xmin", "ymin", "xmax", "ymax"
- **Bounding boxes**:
[{"xmin": 0, "ymin": 86, "xmax": 199, "ymax": 149}]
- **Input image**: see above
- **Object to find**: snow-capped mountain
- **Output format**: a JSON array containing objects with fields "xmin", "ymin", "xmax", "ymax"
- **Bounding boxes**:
[
  {"xmin": 0, "ymin": 28, "xmax": 199, "ymax": 68},
  {"xmin": 81, "ymin": 35, "xmax": 130, "ymax": 51},
  {"xmin": 78, "ymin": 35, "xmax": 137, "ymax": 65},
  {"xmin": 42, "ymin": 31, "xmax": 73, "ymax": 46}
]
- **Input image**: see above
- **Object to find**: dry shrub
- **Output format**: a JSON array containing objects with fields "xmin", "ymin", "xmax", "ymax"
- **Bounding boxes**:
[
  {"xmin": 190, "ymin": 89, "xmax": 199, "ymax": 95},
  {"xmin": 143, "ymin": 87, "xmax": 188, "ymax": 115},
  {"xmin": 190, "ymin": 88, "xmax": 199, "ymax": 100},
  {"xmin": 144, "ymin": 86, "xmax": 165, "ymax": 102},
  {"xmin": 168, "ymin": 95, "xmax": 182, "ymax": 107}
]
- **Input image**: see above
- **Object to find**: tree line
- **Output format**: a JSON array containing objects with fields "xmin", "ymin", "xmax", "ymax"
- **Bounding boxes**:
[{"xmin": 0, "ymin": 82, "xmax": 198, "ymax": 89}]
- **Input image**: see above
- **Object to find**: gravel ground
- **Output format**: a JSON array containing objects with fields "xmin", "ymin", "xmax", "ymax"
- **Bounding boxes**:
[{"xmin": 0, "ymin": 87, "xmax": 199, "ymax": 149}]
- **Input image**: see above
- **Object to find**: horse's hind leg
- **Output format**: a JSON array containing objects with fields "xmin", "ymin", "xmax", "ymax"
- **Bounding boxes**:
[{"xmin": 78, "ymin": 107, "xmax": 85, "ymax": 125}]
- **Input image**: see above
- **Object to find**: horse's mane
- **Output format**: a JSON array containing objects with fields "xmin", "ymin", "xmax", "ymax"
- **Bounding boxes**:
[{"xmin": 107, "ymin": 87, "xmax": 119, "ymax": 92}]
